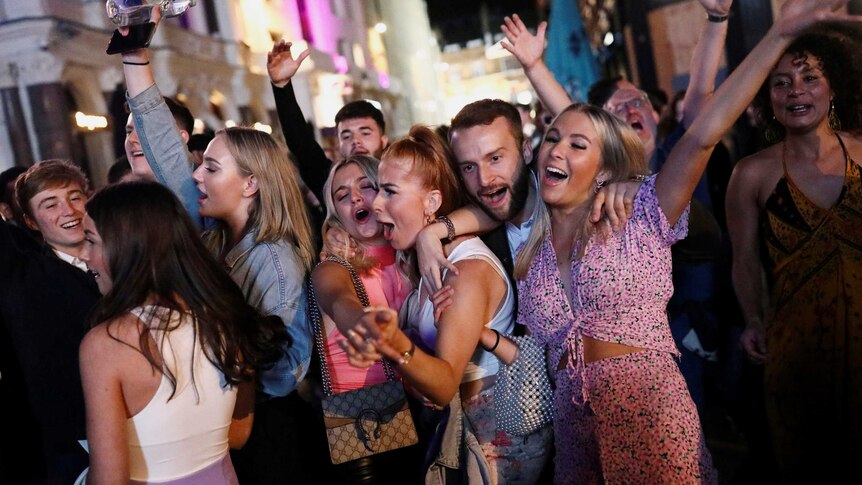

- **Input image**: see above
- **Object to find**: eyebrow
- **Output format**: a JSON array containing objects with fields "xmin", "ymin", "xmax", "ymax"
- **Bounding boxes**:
[
  {"xmin": 340, "ymin": 125, "xmax": 374, "ymax": 136},
  {"xmin": 203, "ymin": 157, "xmax": 221, "ymax": 165},
  {"xmin": 37, "ymin": 196, "xmax": 58, "ymax": 208},
  {"xmin": 379, "ymin": 182, "xmax": 398, "ymax": 190}
]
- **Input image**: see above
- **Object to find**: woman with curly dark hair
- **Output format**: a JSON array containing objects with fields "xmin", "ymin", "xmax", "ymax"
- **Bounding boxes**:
[{"xmin": 727, "ymin": 24, "xmax": 862, "ymax": 480}]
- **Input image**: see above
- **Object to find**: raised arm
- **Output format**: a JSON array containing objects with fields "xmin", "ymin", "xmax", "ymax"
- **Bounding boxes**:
[
  {"xmin": 119, "ymin": 12, "xmax": 200, "ymax": 226},
  {"xmin": 726, "ymin": 157, "xmax": 769, "ymax": 362},
  {"xmin": 679, "ymin": 0, "xmax": 733, "ymax": 127},
  {"xmin": 501, "ymin": 14, "xmax": 571, "ymax": 115},
  {"xmin": 268, "ymin": 40, "xmax": 332, "ymax": 203},
  {"xmin": 655, "ymin": 0, "xmax": 859, "ymax": 225}
]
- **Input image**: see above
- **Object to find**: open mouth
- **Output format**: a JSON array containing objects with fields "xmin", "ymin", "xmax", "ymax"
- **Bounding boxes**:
[
  {"xmin": 545, "ymin": 166, "xmax": 568, "ymax": 180},
  {"xmin": 786, "ymin": 104, "xmax": 812, "ymax": 114},
  {"xmin": 381, "ymin": 223, "xmax": 394, "ymax": 241},
  {"xmin": 61, "ymin": 220, "xmax": 81, "ymax": 229},
  {"xmin": 629, "ymin": 120, "xmax": 644, "ymax": 132},
  {"xmin": 132, "ymin": 150, "xmax": 144, "ymax": 158},
  {"xmin": 479, "ymin": 186, "xmax": 508, "ymax": 205},
  {"xmin": 355, "ymin": 208, "xmax": 370, "ymax": 222}
]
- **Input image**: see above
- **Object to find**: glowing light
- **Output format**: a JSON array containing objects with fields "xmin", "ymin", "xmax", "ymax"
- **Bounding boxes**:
[
  {"xmin": 439, "ymin": 62, "xmax": 450, "ymax": 71},
  {"xmin": 374, "ymin": 22, "xmax": 387, "ymax": 34},
  {"xmin": 193, "ymin": 118, "xmax": 205, "ymax": 133},
  {"xmin": 378, "ymin": 72, "xmax": 390, "ymax": 89},
  {"xmin": 334, "ymin": 55, "xmax": 349, "ymax": 74},
  {"xmin": 253, "ymin": 122, "xmax": 272, "ymax": 134},
  {"xmin": 516, "ymin": 91, "xmax": 534, "ymax": 105},
  {"xmin": 75, "ymin": 112, "xmax": 107, "ymax": 131},
  {"xmin": 603, "ymin": 32, "xmax": 615, "ymax": 46},
  {"xmin": 225, "ymin": 120, "xmax": 237, "ymax": 128}
]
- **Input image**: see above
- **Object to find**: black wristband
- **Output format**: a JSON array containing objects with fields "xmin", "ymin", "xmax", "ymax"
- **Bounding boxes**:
[
  {"xmin": 122, "ymin": 60, "xmax": 150, "ymax": 65},
  {"xmin": 706, "ymin": 12, "xmax": 728, "ymax": 23},
  {"xmin": 481, "ymin": 329, "xmax": 501, "ymax": 352}
]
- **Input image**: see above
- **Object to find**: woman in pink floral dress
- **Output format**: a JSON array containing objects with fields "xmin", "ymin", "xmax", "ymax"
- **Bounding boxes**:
[{"xmin": 511, "ymin": 2, "xmax": 857, "ymax": 482}]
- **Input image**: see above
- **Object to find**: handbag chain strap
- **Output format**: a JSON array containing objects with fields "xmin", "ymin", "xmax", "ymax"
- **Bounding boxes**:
[{"xmin": 308, "ymin": 256, "xmax": 397, "ymax": 397}]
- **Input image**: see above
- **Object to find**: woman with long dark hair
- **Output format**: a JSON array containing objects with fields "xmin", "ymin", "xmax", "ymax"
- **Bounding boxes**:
[{"xmin": 79, "ymin": 182, "xmax": 286, "ymax": 484}]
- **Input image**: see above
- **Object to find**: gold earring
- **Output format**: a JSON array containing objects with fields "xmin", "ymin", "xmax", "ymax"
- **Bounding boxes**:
[{"xmin": 829, "ymin": 99, "xmax": 842, "ymax": 132}]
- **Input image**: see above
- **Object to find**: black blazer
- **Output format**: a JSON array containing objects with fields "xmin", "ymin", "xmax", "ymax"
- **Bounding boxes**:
[{"xmin": 0, "ymin": 222, "xmax": 100, "ymax": 483}]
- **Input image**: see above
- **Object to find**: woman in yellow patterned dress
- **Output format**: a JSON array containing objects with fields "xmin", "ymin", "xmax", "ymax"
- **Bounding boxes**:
[{"xmin": 727, "ymin": 26, "xmax": 862, "ymax": 481}]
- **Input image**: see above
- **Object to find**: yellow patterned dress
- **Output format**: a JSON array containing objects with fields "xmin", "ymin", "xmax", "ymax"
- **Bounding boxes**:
[{"xmin": 760, "ymin": 136, "xmax": 862, "ymax": 477}]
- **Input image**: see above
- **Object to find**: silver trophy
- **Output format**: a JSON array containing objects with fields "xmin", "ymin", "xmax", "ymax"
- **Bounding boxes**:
[{"xmin": 106, "ymin": 0, "xmax": 197, "ymax": 26}]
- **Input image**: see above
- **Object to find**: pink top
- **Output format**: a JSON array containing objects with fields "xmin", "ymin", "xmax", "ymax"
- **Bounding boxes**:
[
  {"xmin": 518, "ymin": 176, "xmax": 688, "ymax": 383},
  {"xmin": 323, "ymin": 244, "xmax": 410, "ymax": 393}
]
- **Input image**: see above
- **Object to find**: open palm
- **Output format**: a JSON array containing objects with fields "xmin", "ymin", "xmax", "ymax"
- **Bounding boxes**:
[{"xmin": 267, "ymin": 40, "xmax": 311, "ymax": 86}]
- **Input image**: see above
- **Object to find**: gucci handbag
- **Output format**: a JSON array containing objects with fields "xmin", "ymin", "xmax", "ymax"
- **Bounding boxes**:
[{"xmin": 308, "ymin": 256, "xmax": 419, "ymax": 464}]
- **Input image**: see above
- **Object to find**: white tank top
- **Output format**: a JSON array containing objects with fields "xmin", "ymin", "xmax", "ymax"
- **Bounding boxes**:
[
  {"xmin": 127, "ymin": 305, "xmax": 237, "ymax": 482},
  {"xmin": 406, "ymin": 237, "xmax": 514, "ymax": 383}
]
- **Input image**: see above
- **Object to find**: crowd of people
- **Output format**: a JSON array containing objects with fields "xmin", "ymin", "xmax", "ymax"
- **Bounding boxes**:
[{"xmin": 1, "ymin": 0, "xmax": 861, "ymax": 484}]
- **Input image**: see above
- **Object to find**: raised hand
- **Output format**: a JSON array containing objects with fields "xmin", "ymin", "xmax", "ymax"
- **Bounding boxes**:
[
  {"xmin": 501, "ymin": 14, "xmax": 547, "ymax": 71},
  {"xmin": 267, "ymin": 40, "xmax": 311, "ymax": 87},
  {"xmin": 774, "ymin": 0, "xmax": 862, "ymax": 37},
  {"xmin": 697, "ymin": 0, "xmax": 733, "ymax": 16}
]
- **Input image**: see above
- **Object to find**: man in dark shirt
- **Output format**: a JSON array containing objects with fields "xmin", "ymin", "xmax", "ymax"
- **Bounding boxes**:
[{"xmin": 1, "ymin": 160, "xmax": 100, "ymax": 484}]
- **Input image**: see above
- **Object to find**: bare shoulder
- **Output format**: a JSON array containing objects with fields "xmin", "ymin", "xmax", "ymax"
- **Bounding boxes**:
[
  {"xmin": 839, "ymin": 131, "xmax": 862, "ymax": 163},
  {"xmin": 80, "ymin": 314, "xmax": 144, "ymax": 358},
  {"xmin": 445, "ymin": 257, "xmax": 507, "ymax": 304},
  {"xmin": 731, "ymin": 145, "xmax": 783, "ymax": 205}
]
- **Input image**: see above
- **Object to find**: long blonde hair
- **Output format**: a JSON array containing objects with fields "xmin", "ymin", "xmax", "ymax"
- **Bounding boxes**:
[
  {"xmin": 205, "ymin": 127, "xmax": 315, "ymax": 272},
  {"xmin": 320, "ymin": 155, "xmax": 381, "ymax": 273},
  {"xmin": 514, "ymin": 104, "xmax": 648, "ymax": 279}
]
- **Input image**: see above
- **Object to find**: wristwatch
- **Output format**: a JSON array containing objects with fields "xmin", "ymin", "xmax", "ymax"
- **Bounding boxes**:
[{"xmin": 398, "ymin": 341, "xmax": 416, "ymax": 365}]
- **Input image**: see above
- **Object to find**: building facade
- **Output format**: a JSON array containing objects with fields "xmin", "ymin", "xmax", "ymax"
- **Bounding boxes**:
[{"xmin": 0, "ymin": 0, "xmax": 440, "ymax": 187}]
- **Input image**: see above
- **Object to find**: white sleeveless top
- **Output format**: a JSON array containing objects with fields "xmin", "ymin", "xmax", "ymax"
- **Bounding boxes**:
[
  {"xmin": 406, "ymin": 237, "xmax": 514, "ymax": 383},
  {"xmin": 127, "ymin": 305, "xmax": 237, "ymax": 482}
]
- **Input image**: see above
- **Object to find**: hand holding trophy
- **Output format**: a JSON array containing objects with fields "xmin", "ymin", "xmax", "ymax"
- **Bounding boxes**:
[{"xmin": 105, "ymin": 0, "xmax": 196, "ymax": 54}]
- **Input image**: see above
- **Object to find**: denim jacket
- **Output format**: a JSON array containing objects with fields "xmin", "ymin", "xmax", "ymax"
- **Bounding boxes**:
[
  {"xmin": 127, "ymin": 84, "xmax": 202, "ymax": 227},
  {"xmin": 127, "ymin": 84, "xmax": 311, "ymax": 398},
  {"xmin": 423, "ymin": 394, "xmax": 492, "ymax": 485},
  {"xmin": 222, "ymin": 230, "xmax": 312, "ymax": 399}
]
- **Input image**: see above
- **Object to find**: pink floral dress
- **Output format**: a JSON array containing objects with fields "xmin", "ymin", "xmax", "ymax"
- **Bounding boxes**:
[{"xmin": 518, "ymin": 176, "xmax": 717, "ymax": 484}]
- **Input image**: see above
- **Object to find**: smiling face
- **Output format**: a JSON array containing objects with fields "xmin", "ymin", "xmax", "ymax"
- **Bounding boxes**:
[
  {"xmin": 537, "ymin": 110, "xmax": 604, "ymax": 210},
  {"xmin": 125, "ymin": 114, "xmax": 154, "ymax": 180},
  {"xmin": 330, "ymin": 162, "xmax": 384, "ymax": 244},
  {"xmin": 337, "ymin": 117, "xmax": 388, "ymax": 159},
  {"xmin": 25, "ymin": 182, "xmax": 87, "ymax": 255},
  {"xmin": 769, "ymin": 51, "xmax": 832, "ymax": 134},
  {"xmin": 373, "ymin": 158, "xmax": 434, "ymax": 250},
  {"xmin": 192, "ymin": 135, "xmax": 253, "ymax": 224},
  {"xmin": 450, "ymin": 117, "xmax": 531, "ymax": 223},
  {"xmin": 81, "ymin": 214, "xmax": 112, "ymax": 294},
  {"xmin": 603, "ymin": 83, "xmax": 658, "ymax": 155}
]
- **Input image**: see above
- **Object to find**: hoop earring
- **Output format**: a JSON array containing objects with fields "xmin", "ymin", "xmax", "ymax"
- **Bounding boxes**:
[
  {"xmin": 829, "ymin": 99, "xmax": 842, "ymax": 132},
  {"xmin": 594, "ymin": 178, "xmax": 607, "ymax": 194},
  {"xmin": 764, "ymin": 116, "xmax": 782, "ymax": 145}
]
